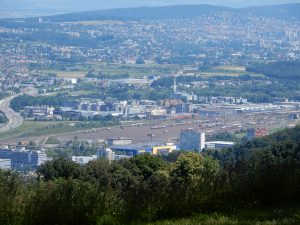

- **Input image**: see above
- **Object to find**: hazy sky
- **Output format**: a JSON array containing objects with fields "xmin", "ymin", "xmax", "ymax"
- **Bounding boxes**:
[{"xmin": 1, "ymin": 0, "xmax": 300, "ymax": 18}]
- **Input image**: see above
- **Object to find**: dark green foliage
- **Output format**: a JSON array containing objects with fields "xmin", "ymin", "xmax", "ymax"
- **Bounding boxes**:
[
  {"xmin": 207, "ymin": 132, "xmax": 243, "ymax": 142},
  {"xmin": 10, "ymin": 94, "xmax": 72, "ymax": 112},
  {"xmin": 37, "ymin": 158, "xmax": 81, "ymax": 181},
  {"xmin": 23, "ymin": 179, "xmax": 106, "ymax": 225},
  {"xmin": 0, "ymin": 170, "xmax": 26, "ymax": 225},
  {"xmin": 1, "ymin": 126, "xmax": 300, "ymax": 224},
  {"xmin": 120, "ymin": 154, "xmax": 167, "ymax": 180},
  {"xmin": 67, "ymin": 140, "xmax": 98, "ymax": 156},
  {"xmin": 247, "ymin": 61, "xmax": 300, "ymax": 80},
  {"xmin": 206, "ymin": 125, "xmax": 300, "ymax": 206},
  {"xmin": 46, "ymin": 140, "xmax": 108, "ymax": 159}
]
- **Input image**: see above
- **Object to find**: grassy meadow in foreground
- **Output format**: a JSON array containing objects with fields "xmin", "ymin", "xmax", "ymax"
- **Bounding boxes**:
[{"xmin": 145, "ymin": 208, "xmax": 300, "ymax": 225}]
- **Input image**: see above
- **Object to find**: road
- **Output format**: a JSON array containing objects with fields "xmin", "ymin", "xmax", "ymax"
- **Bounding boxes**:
[{"xmin": 0, "ymin": 95, "xmax": 23, "ymax": 133}]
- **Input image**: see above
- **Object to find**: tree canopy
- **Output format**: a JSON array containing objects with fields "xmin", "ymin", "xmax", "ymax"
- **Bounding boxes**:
[{"xmin": 1, "ymin": 126, "xmax": 300, "ymax": 224}]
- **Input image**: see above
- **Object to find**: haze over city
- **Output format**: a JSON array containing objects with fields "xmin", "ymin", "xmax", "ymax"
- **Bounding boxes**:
[{"xmin": 1, "ymin": 0, "xmax": 300, "ymax": 17}]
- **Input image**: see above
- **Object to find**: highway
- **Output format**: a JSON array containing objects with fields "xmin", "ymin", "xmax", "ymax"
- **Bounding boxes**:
[{"xmin": 0, "ymin": 95, "xmax": 23, "ymax": 133}]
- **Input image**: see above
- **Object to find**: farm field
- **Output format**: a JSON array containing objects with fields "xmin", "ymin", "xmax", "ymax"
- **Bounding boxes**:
[
  {"xmin": 44, "ymin": 63, "xmax": 180, "ymax": 79},
  {"xmin": 196, "ymin": 66, "xmax": 263, "ymax": 77},
  {"xmin": 55, "ymin": 71, "xmax": 86, "ymax": 78},
  {"xmin": 213, "ymin": 65, "xmax": 246, "ymax": 71}
]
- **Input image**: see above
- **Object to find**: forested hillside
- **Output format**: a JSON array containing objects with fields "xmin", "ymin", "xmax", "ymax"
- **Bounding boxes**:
[
  {"xmin": 6, "ymin": 3, "xmax": 297, "ymax": 23},
  {"xmin": 2, "ymin": 0, "xmax": 300, "ymax": 19},
  {"xmin": 0, "ymin": 126, "xmax": 300, "ymax": 224}
]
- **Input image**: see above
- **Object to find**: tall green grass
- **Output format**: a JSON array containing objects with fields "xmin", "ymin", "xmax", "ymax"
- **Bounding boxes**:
[{"xmin": 144, "ymin": 209, "xmax": 300, "ymax": 225}]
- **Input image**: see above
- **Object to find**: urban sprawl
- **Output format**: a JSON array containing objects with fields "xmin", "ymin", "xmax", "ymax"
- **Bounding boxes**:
[{"xmin": 0, "ymin": 8, "xmax": 300, "ymax": 172}]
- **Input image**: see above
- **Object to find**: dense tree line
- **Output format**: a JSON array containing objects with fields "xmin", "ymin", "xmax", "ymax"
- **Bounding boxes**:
[
  {"xmin": 46, "ymin": 140, "xmax": 99, "ymax": 158},
  {"xmin": 0, "ymin": 126, "xmax": 300, "ymax": 224},
  {"xmin": 206, "ymin": 131, "xmax": 244, "ymax": 142},
  {"xmin": 247, "ymin": 61, "xmax": 300, "ymax": 80},
  {"xmin": 10, "ymin": 94, "xmax": 73, "ymax": 112},
  {"xmin": 205, "ymin": 125, "xmax": 300, "ymax": 205}
]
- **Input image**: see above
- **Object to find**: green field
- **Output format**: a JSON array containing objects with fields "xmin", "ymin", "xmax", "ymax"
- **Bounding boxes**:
[
  {"xmin": 213, "ymin": 65, "xmax": 246, "ymax": 71},
  {"xmin": 45, "ymin": 136, "xmax": 61, "ymax": 144},
  {"xmin": 99, "ymin": 63, "xmax": 179, "ymax": 78},
  {"xmin": 67, "ymin": 90, "xmax": 99, "ymax": 96},
  {"xmin": 197, "ymin": 65, "xmax": 264, "ymax": 77},
  {"xmin": 44, "ymin": 63, "xmax": 264, "ymax": 80},
  {"xmin": 0, "ymin": 120, "xmax": 119, "ymax": 140},
  {"xmin": 0, "ymin": 121, "xmax": 82, "ymax": 140},
  {"xmin": 0, "ymin": 121, "xmax": 61, "ymax": 140},
  {"xmin": 145, "ymin": 208, "xmax": 300, "ymax": 225},
  {"xmin": 55, "ymin": 71, "xmax": 86, "ymax": 78},
  {"xmin": 44, "ymin": 63, "xmax": 180, "ymax": 79}
]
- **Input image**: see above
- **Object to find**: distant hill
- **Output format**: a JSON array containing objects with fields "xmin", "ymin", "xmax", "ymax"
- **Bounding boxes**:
[
  {"xmin": 28, "ymin": 5, "xmax": 233, "ymax": 22},
  {"xmin": 1, "ymin": 0, "xmax": 300, "ymax": 18},
  {"xmin": 26, "ymin": 3, "xmax": 300, "ymax": 22},
  {"xmin": 242, "ymin": 3, "xmax": 300, "ymax": 21}
]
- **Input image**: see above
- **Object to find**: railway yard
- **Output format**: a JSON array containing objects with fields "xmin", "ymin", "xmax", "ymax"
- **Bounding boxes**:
[
  {"xmin": 0, "ymin": 107, "xmax": 298, "ymax": 146},
  {"xmin": 51, "ymin": 110, "xmax": 300, "ymax": 144}
]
